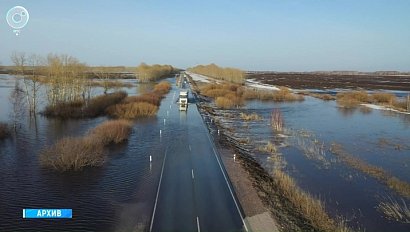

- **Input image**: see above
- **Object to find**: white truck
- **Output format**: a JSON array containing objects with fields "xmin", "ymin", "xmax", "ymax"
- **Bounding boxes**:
[{"xmin": 179, "ymin": 91, "xmax": 188, "ymax": 111}]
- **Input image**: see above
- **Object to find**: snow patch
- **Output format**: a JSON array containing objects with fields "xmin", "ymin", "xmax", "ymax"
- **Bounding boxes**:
[
  {"xmin": 185, "ymin": 72, "xmax": 211, "ymax": 83},
  {"xmin": 246, "ymin": 79, "xmax": 280, "ymax": 91},
  {"xmin": 361, "ymin": 103, "xmax": 410, "ymax": 115}
]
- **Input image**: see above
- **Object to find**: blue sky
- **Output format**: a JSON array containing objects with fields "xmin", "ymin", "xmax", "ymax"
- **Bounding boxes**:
[{"xmin": 1, "ymin": 0, "xmax": 409, "ymax": 71}]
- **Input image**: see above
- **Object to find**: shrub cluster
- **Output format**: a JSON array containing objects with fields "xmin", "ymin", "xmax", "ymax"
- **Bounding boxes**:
[
  {"xmin": 136, "ymin": 63, "xmax": 174, "ymax": 82},
  {"xmin": 39, "ymin": 120, "xmax": 132, "ymax": 171},
  {"xmin": 43, "ymin": 91, "xmax": 127, "ymax": 118},
  {"xmin": 188, "ymin": 63, "xmax": 245, "ymax": 84},
  {"xmin": 336, "ymin": 91, "xmax": 409, "ymax": 111},
  {"xmin": 107, "ymin": 81, "xmax": 171, "ymax": 119}
]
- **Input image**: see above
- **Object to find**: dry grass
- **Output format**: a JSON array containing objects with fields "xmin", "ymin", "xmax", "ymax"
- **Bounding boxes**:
[
  {"xmin": 88, "ymin": 120, "xmax": 132, "ymax": 145},
  {"xmin": 378, "ymin": 196, "xmax": 410, "ymax": 223},
  {"xmin": 243, "ymin": 88, "xmax": 304, "ymax": 102},
  {"xmin": 240, "ymin": 112, "xmax": 262, "ymax": 121},
  {"xmin": 271, "ymin": 108, "xmax": 284, "ymax": 132},
  {"xmin": 273, "ymin": 170, "xmax": 337, "ymax": 231},
  {"xmin": 89, "ymin": 80, "xmax": 133, "ymax": 88},
  {"xmin": 39, "ymin": 137, "xmax": 105, "ymax": 171},
  {"xmin": 107, "ymin": 102, "xmax": 158, "ymax": 119},
  {"xmin": 303, "ymin": 92, "xmax": 336, "ymax": 101},
  {"xmin": 372, "ymin": 92, "xmax": 396, "ymax": 104},
  {"xmin": 330, "ymin": 143, "xmax": 410, "ymax": 198},
  {"xmin": 123, "ymin": 93, "xmax": 162, "ymax": 106},
  {"xmin": 153, "ymin": 81, "xmax": 171, "ymax": 94},
  {"xmin": 43, "ymin": 91, "xmax": 127, "ymax": 118},
  {"xmin": 40, "ymin": 119, "xmax": 133, "ymax": 171},
  {"xmin": 336, "ymin": 91, "xmax": 370, "ymax": 107},
  {"xmin": 215, "ymin": 97, "xmax": 235, "ymax": 109},
  {"xmin": 0, "ymin": 123, "xmax": 11, "ymax": 140}
]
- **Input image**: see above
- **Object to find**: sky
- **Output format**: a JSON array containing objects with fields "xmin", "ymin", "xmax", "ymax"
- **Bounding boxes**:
[{"xmin": 0, "ymin": 0, "xmax": 409, "ymax": 71}]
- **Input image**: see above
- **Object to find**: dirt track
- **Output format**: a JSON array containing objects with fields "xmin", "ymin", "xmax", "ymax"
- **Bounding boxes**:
[{"xmin": 248, "ymin": 72, "xmax": 410, "ymax": 91}]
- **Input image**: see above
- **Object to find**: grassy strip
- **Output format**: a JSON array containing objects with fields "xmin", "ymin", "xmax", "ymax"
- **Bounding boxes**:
[
  {"xmin": 330, "ymin": 143, "xmax": 410, "ymax": 198},
  {"xmin": 39, "ymin": 120, "xmax": 132, "ymax": 171},
  {"xmin": 43, "ymin": 91, "xmax": 127, "ymax": 119},
  {"xmin": 0, "ymin": 123, "xmax": 11, "ymax": 140}
]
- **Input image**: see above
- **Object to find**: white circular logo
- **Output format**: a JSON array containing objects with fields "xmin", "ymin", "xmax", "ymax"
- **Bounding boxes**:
[{"xmin": 6, "ymin": 6, "xmax": 30, "ymax": 30}]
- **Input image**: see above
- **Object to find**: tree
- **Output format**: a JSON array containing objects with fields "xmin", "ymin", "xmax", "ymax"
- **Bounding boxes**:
[
  {"xmin": 11, "ymin": 51, "xmax": 27, "ymax": 75},
  {"xmin": 9, "ymin": 80, "xmax": 26, "ymax": 130}
]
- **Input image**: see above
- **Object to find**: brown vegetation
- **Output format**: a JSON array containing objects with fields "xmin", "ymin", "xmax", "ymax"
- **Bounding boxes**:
[
  {"xmin": 39, "ymin": 137, "xmax": 105, "ymax": 171},
  {"xmin": 88, "ymin": 120, "xmax": 133, "ymax": 145},
  {"xmin": 239, "ymin": 112, "xmax": 262, "ymax": 121},
  {"xmin": 378, "ymin": 196, "xmax": 410, "ymax": 223},
  {"xmin": 336, "ymin": 91, "xmax": 410, "ymax": 112},
  {"xmin": 243, "ymin": 88, "xmax": 304, "ymax": 102},
  {"xmin": 40, "ymin": 119, "xmax": 133, "ymax": 171},
  {"xmin": 188, "ymin": 63, "xmax": 245, "ymax": 84},
  {"xmin": 106, "ymin": 102, "xmax": 158, "ymax": 119},
  {"xmin": 106, "ymin": 81, "xmax": 170, "ymax": 119},
  {"xmin": 0, "ymin": 123, "xmax": 11, "ymax": 140},
  {"xmin": 330, "ymin": 143, "xmax": 410, "ymax": 198},
  {"xmin": 271, "ymin": 109, "xmax": 284, "ymax": 132},
  {"xmin": 136, "ymin": 63, "xmax": 174, "ymax": 82},
  {"xmin": 43, "ymin": 91, "xmax": 127, "ymax": 118},
  {"xmin": 273, "ymin": 170, "xmax": 340, "ymax": 231}
]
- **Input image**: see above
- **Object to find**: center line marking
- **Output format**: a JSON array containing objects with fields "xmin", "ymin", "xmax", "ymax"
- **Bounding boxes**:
[
  {"xmin": 192, "ymin": 169, "xmax": 195, "ymax": 179},
  {"xmin": 189, "ymin": 145, "xmax": 192, "ymax": 151}
]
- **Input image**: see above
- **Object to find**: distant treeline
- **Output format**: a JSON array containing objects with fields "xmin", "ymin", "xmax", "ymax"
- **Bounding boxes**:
[
  {"xmin": 188, "ymin": 63, "xmax": 245, "ymax": 84},
  {"xmin": 136, "ymin": 63, "xmax": 175, "ymax": 82}
]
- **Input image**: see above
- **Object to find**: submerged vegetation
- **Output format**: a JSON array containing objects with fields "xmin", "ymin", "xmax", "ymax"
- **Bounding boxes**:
[
  {"xmin": 378, "ymin": 196, "xmax": 410, "ymax": 223},
  {"xmin": 136, "ymin": 63, "xmax": 174, "ymax": 82},
  {"xmin": 244, "ymin": 88, "xmax": 304, "ymax": 102},
  {"xmin": 188, "ymin": 63, "xmax": 245, "ymax": 84},
  {"xmin": 271, "ymin": 109, "xmax": 284, "ymax": 132},
  {"xmin": 330, "ymin": 143, "xmax": 410, "ymax": 198},
  {"xmin": 0, "ymin": 123, "xmax": 11, "ymax": 140},
  {"xmin": 43, "ymin": 91, "xmax": 127, "ymax": 118},
  {"xmin": 240, "ymin": 112, "xmax": 262, "ymax": 121},
  {"xmin": 40, "ymin": 120, "xmax": 132, "ymax": 171}
]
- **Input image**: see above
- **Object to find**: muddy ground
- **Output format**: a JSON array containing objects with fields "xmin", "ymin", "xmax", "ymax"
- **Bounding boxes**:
[{"xmin": 247, "ymin": 72, "xmax": 410, "ymax": 91}]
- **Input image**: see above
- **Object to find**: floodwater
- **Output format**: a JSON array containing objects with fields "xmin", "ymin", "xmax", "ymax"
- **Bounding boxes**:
[
  {"xmin": 216, "ymin": 97, "xmax": 410, "ymax": 231},
  {"xmin": 0, "ymin": 74, "xmax": 175, "ymax": 231}
]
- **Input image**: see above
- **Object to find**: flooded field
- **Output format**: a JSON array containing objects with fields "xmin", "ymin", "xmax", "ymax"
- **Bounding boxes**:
[
  {"xmin": 0, "ymin": 74, "xmax": 176, "ymax": 231},
  {"xmin": 204, "ymin": 94, "xmax": 410, "ymax": 231}
]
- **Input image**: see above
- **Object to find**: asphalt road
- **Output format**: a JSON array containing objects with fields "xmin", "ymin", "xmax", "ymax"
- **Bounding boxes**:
[{"xmin": 150, "ymin": 83, "xmax": 246, "ymax": 232}]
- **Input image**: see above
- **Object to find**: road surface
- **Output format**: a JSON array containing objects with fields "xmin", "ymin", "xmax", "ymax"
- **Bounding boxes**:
[{"xmin": 150, "ymin": 81, "xmax": 246, "ymax": 232}]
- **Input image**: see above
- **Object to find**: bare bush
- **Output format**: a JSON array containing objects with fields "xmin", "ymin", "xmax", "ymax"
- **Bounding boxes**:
[
  {"xmin": 39, "ymin": 137, "xmax": 105, "ymax": 171},
  {"xmin": 106, "ymin": 102, "xmax": 158, "ymax": 119},
  {"xmin": 43, "ymin": 91, "xmax": 127, "ymax": 118},
  {"xmin": 188, "ymin": 63, "xmax": 245, "ymax": 84},
  {"xmin": 88, "ymin": 120, "xmax": 132, "ymax": 145},
  {"xmin": 136, "ymin": 63, "xmax": 174, "ymax": 82}
]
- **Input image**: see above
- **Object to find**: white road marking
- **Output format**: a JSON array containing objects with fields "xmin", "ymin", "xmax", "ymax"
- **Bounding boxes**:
[
  {"xmin": 197, "ymin": 216, "xmax": 201, "ymax": 232},
  {"xmin": 149, "ymin": 148, "xmax": 168, "ymax": 232},
  {"xmin": 189, "ymin": 145, "xmax": 192, "ymax": 151},
  {"xmin": 192, "ymin": 169, "xmax": 195, "ymax": 179},
  {"xmin": 204, "ymin": 125, "xmax": 249, "ymax": 232}
]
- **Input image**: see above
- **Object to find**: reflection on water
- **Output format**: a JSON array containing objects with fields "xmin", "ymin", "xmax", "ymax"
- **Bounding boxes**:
[
  {"xmin": 214, "ymin": 96, "xmax": 410, "ymax": 231},
  {"xmin": 0, "ymin": 75, "xmax": 177, "ymax": 231}
]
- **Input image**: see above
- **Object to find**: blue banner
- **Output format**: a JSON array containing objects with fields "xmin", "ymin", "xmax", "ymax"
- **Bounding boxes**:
[{"xmin": 23, "ymin": 209, "xmax": 72, "ymax": 219}]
